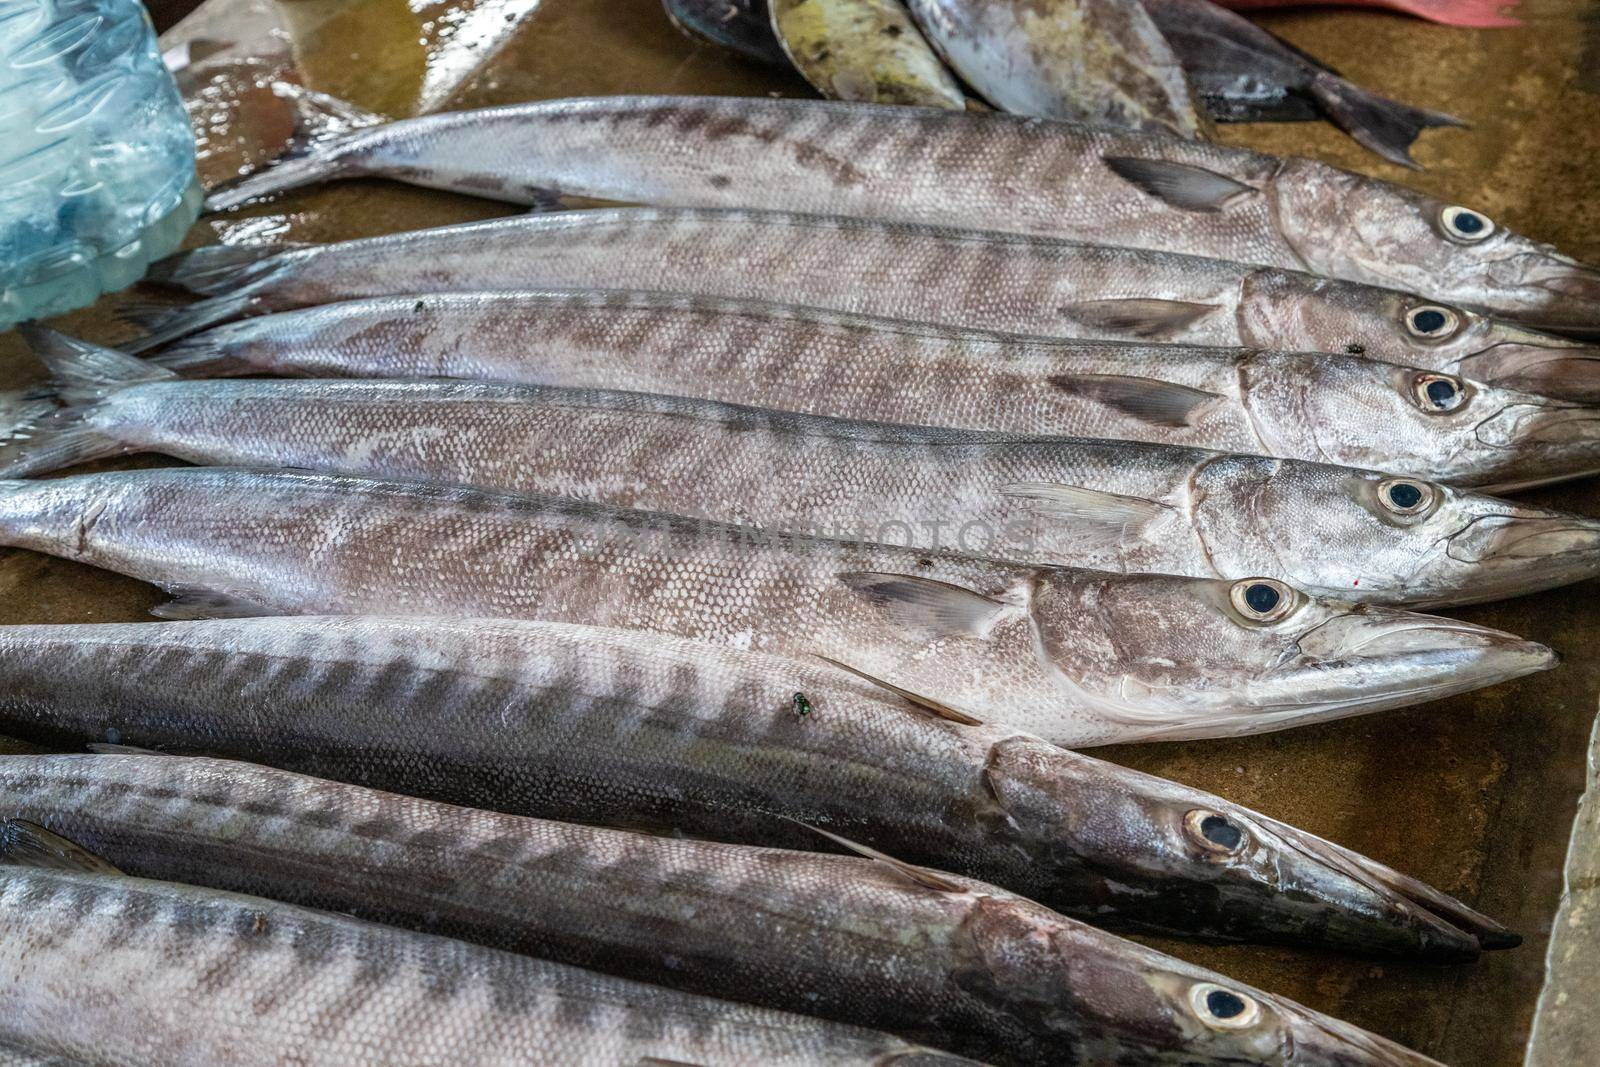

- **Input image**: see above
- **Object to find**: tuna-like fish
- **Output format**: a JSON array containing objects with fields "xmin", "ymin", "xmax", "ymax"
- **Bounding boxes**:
[
  {"xmin": 110, "ymin": 295, "xmax": 1600, "ymax": 491},
  {"xmin": 129, "ymin": 210, "xmax": 1600, "ymax": 399},
  {"xmin": 11, "ymin": 337, "xmax": 1600, "ymax": 607},
  {"xmin": 198, "ymin": 95, "xmax": 1600, "ymax": 328},
  {"xmin": 664, "ymin": 0, "xmax": 791, "ymax": 65},
  {"xmin": 771, "ymin": 0, "xmax": 970, "ymax": 109},
  {"xmin": 0, "ymin": 752, "xmax": 1475, "ymax": 1064},
  {"xmin": 1141, "ymin": 0, "xmax": 1462, "ymax": 167},
  {"xmin": 902, "ymin": 0, "xmax": 1206, "ymax": 135},
  {"xmin": 0, "ymin": 620, "xmax": 1514, "ymax": 960},
  {"xmin": 0, "ymin": 863, "xmax": 978, "ymax": 1067},
  {"xmin": 0, "ymin": 469, "xmax": 1555, "ymax": 745}
]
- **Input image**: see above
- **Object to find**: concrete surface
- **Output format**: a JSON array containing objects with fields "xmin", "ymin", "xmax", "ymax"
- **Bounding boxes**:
[{"xmin": 7, "ymin": 0, "xmax": 1600, "ymax": 1063}]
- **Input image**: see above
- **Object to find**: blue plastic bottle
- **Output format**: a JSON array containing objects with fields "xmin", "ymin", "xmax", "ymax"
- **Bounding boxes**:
[{"xmin": 0, "ymin": 0, "xmax": 199, "ymax": 329}]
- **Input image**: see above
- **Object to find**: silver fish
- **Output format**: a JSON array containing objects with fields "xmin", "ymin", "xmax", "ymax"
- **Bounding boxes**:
[
  {"xmin": 112, "ymin": 293, "xmax": 1600, "ymax": 492},
  {"xmin": 0, "ymin": 468, "xmax": 1555, "ymax": 745},
  {"xmin": 198, "ymin": 94, "xmax": 1600, "ymax": 328},
  {"xmin": 771, "ymin": 0, "xmax": 970, "ymax": 109},
  {"xmin": 130, "ymin": 210, "xmax": 1600, "ymax": 401},
  {"xmin": 0, "ymin": 862, "xmax": 977, "ymax": 1067},
  {"xmin": 0, "ymin": 751, "xmax": 1470, "ymax": 1064},
  {"xmin": 11, "ymin": 335, "xmax": 1600, "ymax": 607},
  {"xmin": 903, "ymin": 0, "xmax": 1206, "ymax": 135},
  {"xmin": 0, "ymin": 618, "xmax": 1512, "ymax": 960}
]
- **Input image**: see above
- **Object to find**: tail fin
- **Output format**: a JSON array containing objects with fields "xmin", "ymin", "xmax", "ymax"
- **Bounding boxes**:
[
  {"xmin": 144, "ymin": 242, "xmax": 301, "ymax": 297},
  {"xmin": 1310, "ymin": 72, "xmax": 1466, "ymax": 169},
  {"xmin": 204, "ymin": 83, "xmax": 385, "ymax": 212},
  {"xmin": 146, "ymin": 332, "xmax": 255, "ymax": 377},
  {"xmin": 0, "ymin": 327, "xmax": 178, "ymax": 477},
  {"xmin": 119, "ymin": 242, "xmax": 298, "ymax": 353}
]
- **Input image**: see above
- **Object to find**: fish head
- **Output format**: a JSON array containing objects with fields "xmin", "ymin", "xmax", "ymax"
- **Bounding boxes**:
[
  {"xmin": 1234, "ymin": 270, "xmax": 1600, "ymax": 400},
  {"xmin": 1025, "ymin": 569, "xmax": 1554, "ymax": 740},
  {"xmin": 1181, "ymin": 454, "xmax": 1600, "ymax": 605},
  {"xmin": 979, "ymin": 735, "xmax": 1487, "ymax": 959},
  {"xmin": 1267, "ymin": 159, "xmax": 1600, "ymax": 331},
  {"xmin": 963, "ymin": 895, "xmax": 1443, "ymax": 1065},
  {"xmin": 1237, "ymin": 351, "xmax": 1600, "ymax": 487}
]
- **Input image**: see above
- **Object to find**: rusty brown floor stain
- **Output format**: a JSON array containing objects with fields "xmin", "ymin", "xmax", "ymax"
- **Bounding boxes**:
[{"xmin": 7, "ymin": 0, "xmax": 1600, "ymax": 1062}]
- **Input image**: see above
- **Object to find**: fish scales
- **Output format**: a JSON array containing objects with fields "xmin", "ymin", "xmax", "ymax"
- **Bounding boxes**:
[
  {"xmin": 0, "ymin": 865, "xmax": 975, "ymax": 1067},
  {"xmin": 15, "ymin": 373, "xmax": 1600, "ymax": 606},
  {"xmin": 0, "ymin": 622, "xmax": 1513, "ymax": 960},
  {"xmin": 0, "ymin": 469, "xmax": 1554, "ymax": 745},
  {"xmin": 198, "ymin": 95, "xmax": 1600, "ymax": 327}
]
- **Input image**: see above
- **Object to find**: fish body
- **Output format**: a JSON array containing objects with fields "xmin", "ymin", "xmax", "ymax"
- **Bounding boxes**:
[
  {"xmin": 12, "ymin": 346, "xmax": 1600, "ymax": 607},
  {"xmin": 1141, "ymin": 0, "xmax": 1462, "ymax": 167},
  {"xmin": 664, "ymin": 0, "xmax": 792, "ymax": 64},
  {"xmin": 199, "ymin": 95, "xmax": 1600, "ymax": 328},
  {"xmin": 771, "ymin": 0, "xmax": 969, "ymax": 109},
  {"xmin": 0, "ymin": 863, "xmax": 972, "ymax": 1067},
  {"xmin": 902, "ymin": 0, "xmax": 1205, "ymax": 135},
  {"xmin": 0, "ymin": 621, "xmax": 1513, "ymax": 960},
  {"xmin": 0, "ymin": 469, "xmax": 1555, "ymax": 745},
  {"xmin": 135, "ymin": 211, "xmax": 1600, "ymax": 401}
]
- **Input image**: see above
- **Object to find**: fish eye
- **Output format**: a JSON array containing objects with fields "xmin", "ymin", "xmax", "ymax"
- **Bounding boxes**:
[
  {"xmin": 1228, "ymin": 578, "xmax": 1296, "ymax": 624},
  {"xmin": 1412, "ymin": 372, "xmax": 1469, "ymax": 414},
  {"xmin": 1184, "ymin": 809, "xmax": 1248, "ymax": 855},
  {"xmin": 1190, "ymin": 983, "xmax": 1262, "ymax": 1030},
  {"xmin": 1377, "ymin": 478, "xmax": 1436, "ymax": 518},
  {"xmin": 1440, "ymin": 205, "xmax": 1495, "ymax": 243},
  {"xmin": 1404, "ymin": 305, "xmax": 1460, "ymax": 340}
]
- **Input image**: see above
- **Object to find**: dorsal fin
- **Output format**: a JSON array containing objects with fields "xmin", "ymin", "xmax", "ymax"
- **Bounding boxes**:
[
  {"xmin": 0, "ymin": 820, "xmax": 121, "ymax": 875},
  {"xmin": 1001, "ymin": 483, "xmax": 1174, "ymax": 547},
  {"xmin": 1102, "ymin": 156, "xmax": 1259, "ymax": 213},
  {"xmin": 1057, "ymin": 298, "xmax": 1220, "ymax": 339},
  {"xmin": 784, "ymin": 818, "xmax": 969, "ymax": 894},
  {"xmin": 151, "ymin": 586, "xmax": 281, "ymax": 621},
  {"xmin": 1048, "ymin": 374, "xmax": 1220, "ymax": 428},
  {"xmin": 837, "ymin": 572, "xmax": 1011, "ymax": 638},
  {"xmin": 813, "ymin": 655, "xmax": 984, "ymax": 726}
]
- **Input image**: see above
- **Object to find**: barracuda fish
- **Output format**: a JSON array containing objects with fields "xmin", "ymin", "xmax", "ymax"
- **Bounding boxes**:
[
  {"xmin": 771, "ymin": 0, "xmax": 970, "ymax": 109},
  {"xmin": 1140, "ymin": 0, "xmax": 1462, "ymax": 167},
  {"xmin": 0, "ymin": 621, "xmax": 1514, "ymax": 962},
  {"xmin": 127, "ymin": 210, "xmax": 1600, "ymax": 399},
  {"xmin": 104, "ymin": 295, "xmax": 1600, "ymax": 491},
  {"xmin": 664, "ymin": 0, "xmax": 792, "ymax": 65},
  {"xmin": 902, "ymin": 0, "xmax": 1205, "ymax": 135},
  {"xmin": 198, "ymin": 95, "xmax": 1600, "ymax": 329},
  {"xmin": 0, "ymin": 864, "xmax": 977, "ymax": 1067},
  {"xmin": 11, "ymin": 335, "xmax": 1600, "ymax": 607},
  {"xmin": 0, "ymin": 469, "xmax": 1555, "ymax": 745},
  {"xmin": 0, "ymin": 753, "xmax": 1470, "ymax": 1065}
]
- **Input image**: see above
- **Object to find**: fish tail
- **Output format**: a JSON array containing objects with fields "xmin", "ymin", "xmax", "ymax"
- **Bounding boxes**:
[
  {"xmin": 204, "ymin": 83, "xmax": 386, "ymax": 212},
  {"xmin": 1309, "ymin": 71, "xmax": 1466, "ymax": 169},
  {"xmin": 145, "ymin": 332, "xmax": 254, "ymax": 377},
  {"xmin": 118, "ymin": 244, "xmax": 293, "ymax": 354},
  {"xmin": 0, "ymin": 327, "xmax": 171, "ymax": 477}
]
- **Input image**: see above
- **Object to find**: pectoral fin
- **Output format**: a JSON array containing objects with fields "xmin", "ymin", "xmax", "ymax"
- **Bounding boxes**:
[
  {"xmin": 1002, "ymin": 483, "xmax": 1174, "ymax": 546},
  {"xmin": 0, "ymin": 820, "xmax": 121, "ymax": 876},
  {"xmin": 814, "ymin": 655, "xmax": 985, "ymax": 726},
  {"xmin": 838, "ymin": 572, "xmax": 1011, "ymax": 637},
  {"xmin": 1058, "ymin": 298, "xmax": 1220, "ymax": 339},
  {"xmin": 1103, "ymin": 156, "xmax": 1259, "ymax": 213},
  {"xmin": 785, "ymin": 818, "xmax": 969, "ymax": 895},
  {"xmin": 152, "ymin": 586, "xmax": 281, "ymax": 621},
  {"xmin": 1048, "ymin": 374, "xmax": 1220, "ymax": 427}
]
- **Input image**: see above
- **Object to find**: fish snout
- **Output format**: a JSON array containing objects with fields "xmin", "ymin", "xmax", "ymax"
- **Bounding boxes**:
[
  {"xmin": 1454, "ymin": 341, "xmax": 1600, "ymax": 404},
  {"xmin": 1296, "ymin": 608, "xmax": 1556, "ymax": 687},
  {"xmin": 1500, "ymin": 257, "xmax": 1600, "ymax": 335},
  {"xmin": 1280, "ymin": 1008, "xmax": 1448, "ymax": 1067},
  {"xmin": 1425, "ymin": 510, "xmax": 1600, "ymax": 604}
]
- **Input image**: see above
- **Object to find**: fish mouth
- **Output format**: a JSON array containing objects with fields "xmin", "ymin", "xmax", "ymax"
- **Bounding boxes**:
[
  {"xmin": 1485, "ymin": 255, "xmax": 1600, "ymax": 336},
  {"xmin": 1453, "ymin": 340, "xmax": 1600, "ymax": 404},
  {"xmin": 1280, "ymin": 1004, "xmax": 1448, "ymax": 1066},
  {"xmin": 1429, "ymin": 512, "xmax": 1600, "ymax": 605},
  {"xmin": 1469, "ymin": 402, "xmax": 1600, "ymax": 490}
]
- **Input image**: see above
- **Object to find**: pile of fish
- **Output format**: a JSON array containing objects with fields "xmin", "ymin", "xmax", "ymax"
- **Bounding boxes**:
[{"xmin": 1, "ymin": 83, "xmax": 1597, "ymax": 1067}]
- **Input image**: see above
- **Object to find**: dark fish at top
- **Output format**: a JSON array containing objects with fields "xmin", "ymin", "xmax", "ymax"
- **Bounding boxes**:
[
  {"xmin": 0, "ymin": 617, "xmax": 1515, "ymax": 960},
  {"xmin": 199, "ymin": 94, "xmax": 1600, "ymax": 329},
  {"xmin": 0, "ymin": 751, "xmax": 1463, "ymax": 1064},
  {"xmin": 664, "ymin": 0, "xmax": 792, "ymax": 65},
  {"xmin": 1141, "ymin": 0, "xmax": 1463, "ymax": 167},
  {"xmin": 0, "ymin": 862, "xmax": 971, "ymax": 1067}
]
